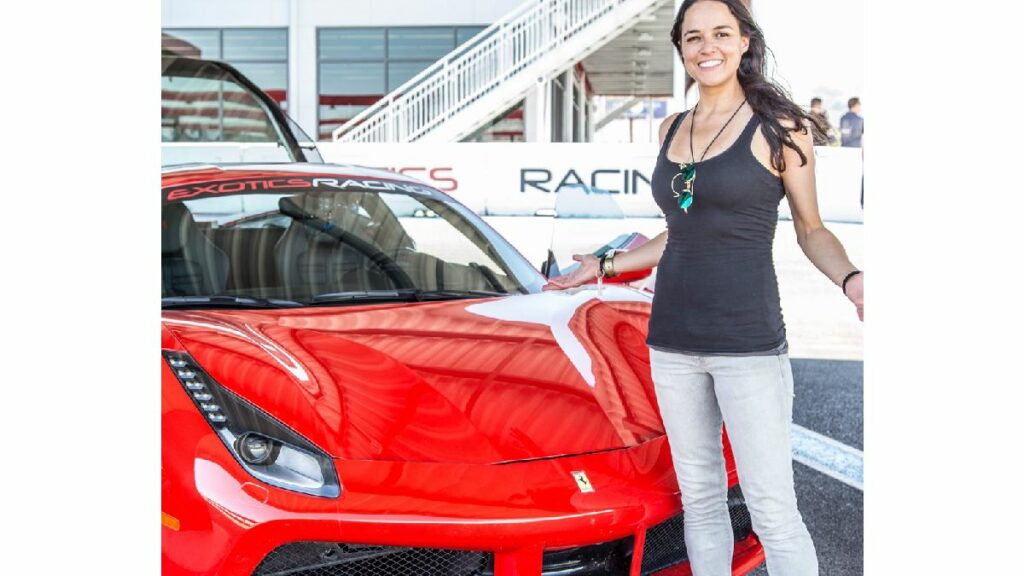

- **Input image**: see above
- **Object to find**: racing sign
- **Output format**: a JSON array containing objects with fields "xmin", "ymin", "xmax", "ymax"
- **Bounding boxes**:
[{"xmin": 319, "ymin": 142, "xmax": 864, "ymax": 223}]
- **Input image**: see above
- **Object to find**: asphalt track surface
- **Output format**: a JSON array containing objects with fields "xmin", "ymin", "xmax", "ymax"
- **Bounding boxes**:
[{"xmin": 748, "ymin": 358, "xmax": 863, "ymax": 576}]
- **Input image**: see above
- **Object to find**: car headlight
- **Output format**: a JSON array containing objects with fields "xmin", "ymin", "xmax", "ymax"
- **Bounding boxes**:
[{"xmin": 164, "ymin": 351, "xmax": 341, "ymax": 498}]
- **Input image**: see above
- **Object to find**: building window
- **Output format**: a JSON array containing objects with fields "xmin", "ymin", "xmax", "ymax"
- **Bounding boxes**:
[
  {"xmin": 162, "ymin": 28, "xmax": 288, "ymax": 111},
  {"xmin": 318, "ymin": 26, "xmax": 486, "ymax": 140}
]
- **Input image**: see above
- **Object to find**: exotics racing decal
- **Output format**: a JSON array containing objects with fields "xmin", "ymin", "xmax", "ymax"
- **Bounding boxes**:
[{"xmin": 163, "ymin": 176, "xmax": 436, "ymax": 203}]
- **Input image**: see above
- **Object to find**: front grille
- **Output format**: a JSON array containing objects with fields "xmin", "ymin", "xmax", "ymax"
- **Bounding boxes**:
[
  {"xmin": 640, "ymin": 485, "xmax": 754, "ymax": 576},
  {"xmin": 727, "ymin": 485, "xmax": 753, "ymax": 543},
  {"xmin": 252, "ymin": 542, "xmax": 492, "ymax": 576},
  {"xmin": 541, "ymin": 536, "xmax": 634, "ymax": 575},
  {"xmin": 641, "ymin": 514, "xmax": 686, "ymax": 575}
]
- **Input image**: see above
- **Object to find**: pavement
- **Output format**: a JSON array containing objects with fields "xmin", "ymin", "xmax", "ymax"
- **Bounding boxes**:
[
  {"xmin": 484, "ymin": 216, "xmax": 864, "ymax": 576},
  {"xmin": 748, "ymin": 358, "xmax": 864, "ymax": 576}
]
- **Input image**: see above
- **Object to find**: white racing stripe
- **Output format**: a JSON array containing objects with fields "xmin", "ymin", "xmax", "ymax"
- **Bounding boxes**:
[
  {"xmin": 465, "ymin": 286, "xmax": 651, "ymax": 387},
  {"xmin": 791, "ymin": 424, "xmax": 863, "ymax": 491}
]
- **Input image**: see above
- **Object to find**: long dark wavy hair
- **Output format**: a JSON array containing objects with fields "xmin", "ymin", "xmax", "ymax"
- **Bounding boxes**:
[{"xmin": 670, "ymin": 0, "xmax": 823, "ymax": 172}]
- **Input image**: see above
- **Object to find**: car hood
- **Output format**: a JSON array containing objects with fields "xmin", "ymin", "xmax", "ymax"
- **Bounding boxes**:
[{"xmin": 162, "ymin": 288, "xmax": 664, "ymax": 464}]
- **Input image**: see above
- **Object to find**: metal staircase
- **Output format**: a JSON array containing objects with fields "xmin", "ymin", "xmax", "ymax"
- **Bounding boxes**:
[{"xmin": 332, "ymin": 0, "xmax": 669, "ymax": 143}]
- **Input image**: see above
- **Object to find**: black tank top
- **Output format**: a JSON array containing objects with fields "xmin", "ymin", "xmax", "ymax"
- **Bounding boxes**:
[{"xmin": 646, "ymin": 111, "xmax": 788, "ymax": 354}]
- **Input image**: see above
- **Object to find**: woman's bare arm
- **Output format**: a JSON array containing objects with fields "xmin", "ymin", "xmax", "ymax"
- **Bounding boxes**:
[
  {"xmin": 540, "ymin": 230, "xmax": 666, "ymax": 290},
  {"xmin": 776, "ymin": 123, "xmax": 864, "ymax": 320}
]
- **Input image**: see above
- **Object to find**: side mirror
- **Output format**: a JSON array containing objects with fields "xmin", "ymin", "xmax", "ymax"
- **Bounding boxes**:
[{"xmin": 540, "ymin": 249, "xmax": 560, "ymax": 279}]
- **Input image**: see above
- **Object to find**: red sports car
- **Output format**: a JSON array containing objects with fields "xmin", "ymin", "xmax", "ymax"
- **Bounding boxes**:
[{"xmin": 161, "ymin": 163, "xmax": 765, "ymax": 575}]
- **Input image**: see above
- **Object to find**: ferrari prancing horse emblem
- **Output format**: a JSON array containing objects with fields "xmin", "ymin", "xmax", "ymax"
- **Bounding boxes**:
[{"xmin": 571, "ymin": 471, "xmax": 595, "ymax": 493}]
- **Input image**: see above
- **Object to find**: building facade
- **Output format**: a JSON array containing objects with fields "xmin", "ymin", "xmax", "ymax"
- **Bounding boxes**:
[{"xmin": 163, "ymin": 0, "xmax": 682, "ymax": 144}]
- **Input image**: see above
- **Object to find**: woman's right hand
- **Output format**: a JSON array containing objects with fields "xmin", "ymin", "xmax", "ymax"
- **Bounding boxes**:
[{"xmin": 541, "ymin": 254, "xmax": 600, "ymax": 291}]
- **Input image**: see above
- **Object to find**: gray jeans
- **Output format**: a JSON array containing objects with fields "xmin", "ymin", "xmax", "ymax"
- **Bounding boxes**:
[{"xmin": 648, "ymin": 349, "xmax": 818, "ymax": 576}]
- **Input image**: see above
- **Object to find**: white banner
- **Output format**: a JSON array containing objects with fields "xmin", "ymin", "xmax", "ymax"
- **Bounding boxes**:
[{"xmin": 319, "ymin": 143, "xmax": 863, "ymax": 223}]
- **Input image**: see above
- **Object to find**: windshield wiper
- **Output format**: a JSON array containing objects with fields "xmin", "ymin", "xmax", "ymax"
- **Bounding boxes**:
[
  {"xmin": 309, "ymin": 290, "xmax": 414, "ymax": 304},
  {"xmin": 415, "ymin": 289, "xmax": 508, "ymax": 300},
  {"xmin": 310, "ymin": 289, "xmax": 507, "ymax": 305},
  {"xmin": 161, "ymin": 295, "xmax": 304, "ymax": 309}
]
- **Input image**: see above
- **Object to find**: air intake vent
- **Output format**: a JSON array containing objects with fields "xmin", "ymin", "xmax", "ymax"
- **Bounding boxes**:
[
  {"xmin": 252, "ymin": 542, "xmax": 492, "ymax": 576},
  {"xmin": 541, "ymin": 536, "xmax": 634, "ymax": 575},
  {"xmin": 641, "ymin": 484, "xmax": 754, "ymax": 575}
]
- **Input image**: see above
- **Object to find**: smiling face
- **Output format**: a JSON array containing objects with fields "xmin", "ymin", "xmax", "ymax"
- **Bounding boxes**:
[{"xmin": 678, "ymin": 0, "xmax": 749, "ymax": 89}]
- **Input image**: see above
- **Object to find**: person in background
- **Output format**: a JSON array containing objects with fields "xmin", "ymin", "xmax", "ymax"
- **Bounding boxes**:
[
  {"xmin": 543, "ymin": 0, "xmax": 864, "ymax": 574},
  {"xmin": 839, "ymin": 97, "xmax": 864, "ymax": 147},
  {"xmin": 839, "ymin": 97, "xmax": 865, "ymax": 207},
  {"xmin": 808, "ymin": 97, "xmax": 836, "ymax": 146}
]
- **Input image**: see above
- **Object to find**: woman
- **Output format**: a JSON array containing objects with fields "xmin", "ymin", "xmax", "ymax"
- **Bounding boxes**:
[{"xmin": 543, "ymin": 0, "xmax": 863, "ymax": 574}]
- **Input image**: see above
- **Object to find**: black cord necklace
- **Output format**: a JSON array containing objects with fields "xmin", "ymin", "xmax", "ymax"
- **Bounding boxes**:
[{"xmin": 671, "ymin": 97, "xmax": 748, "ymax": 213}]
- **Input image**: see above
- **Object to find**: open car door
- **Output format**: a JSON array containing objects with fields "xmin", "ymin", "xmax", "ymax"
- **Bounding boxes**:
[{"xmin": 161, "ymin": 53, "xmax": 322, "ymax": 166}]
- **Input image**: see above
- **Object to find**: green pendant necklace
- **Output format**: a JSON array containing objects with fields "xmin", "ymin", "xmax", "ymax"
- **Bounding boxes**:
[{"xmin": 671, "ymin": 98, "xmax": 748, "ymax": 213}]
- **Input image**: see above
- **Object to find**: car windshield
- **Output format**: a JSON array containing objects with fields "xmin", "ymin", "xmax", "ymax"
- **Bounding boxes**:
[{"xmin": 161, "ymin": 175, "xmax": 544, "ymax": 306}]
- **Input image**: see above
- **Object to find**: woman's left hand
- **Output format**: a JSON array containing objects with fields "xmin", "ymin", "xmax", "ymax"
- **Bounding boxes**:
[{"xmin": 845, "ymin": 272, "xmax": 864, "ymax": 321}]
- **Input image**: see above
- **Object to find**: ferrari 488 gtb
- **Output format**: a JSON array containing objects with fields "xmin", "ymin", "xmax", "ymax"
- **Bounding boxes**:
[{"xmin": 161, "ymin": 163, "xmax": 764, "ymax": 575}]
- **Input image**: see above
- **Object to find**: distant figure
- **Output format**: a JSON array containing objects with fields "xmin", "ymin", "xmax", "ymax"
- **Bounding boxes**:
[
  {"xmin": 808, "ymin": 97, "xmax": 836, "ymax": 146},
  {"xmin": 839, "ymin": 97, "xmax": 864, "ymax": 147}
]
